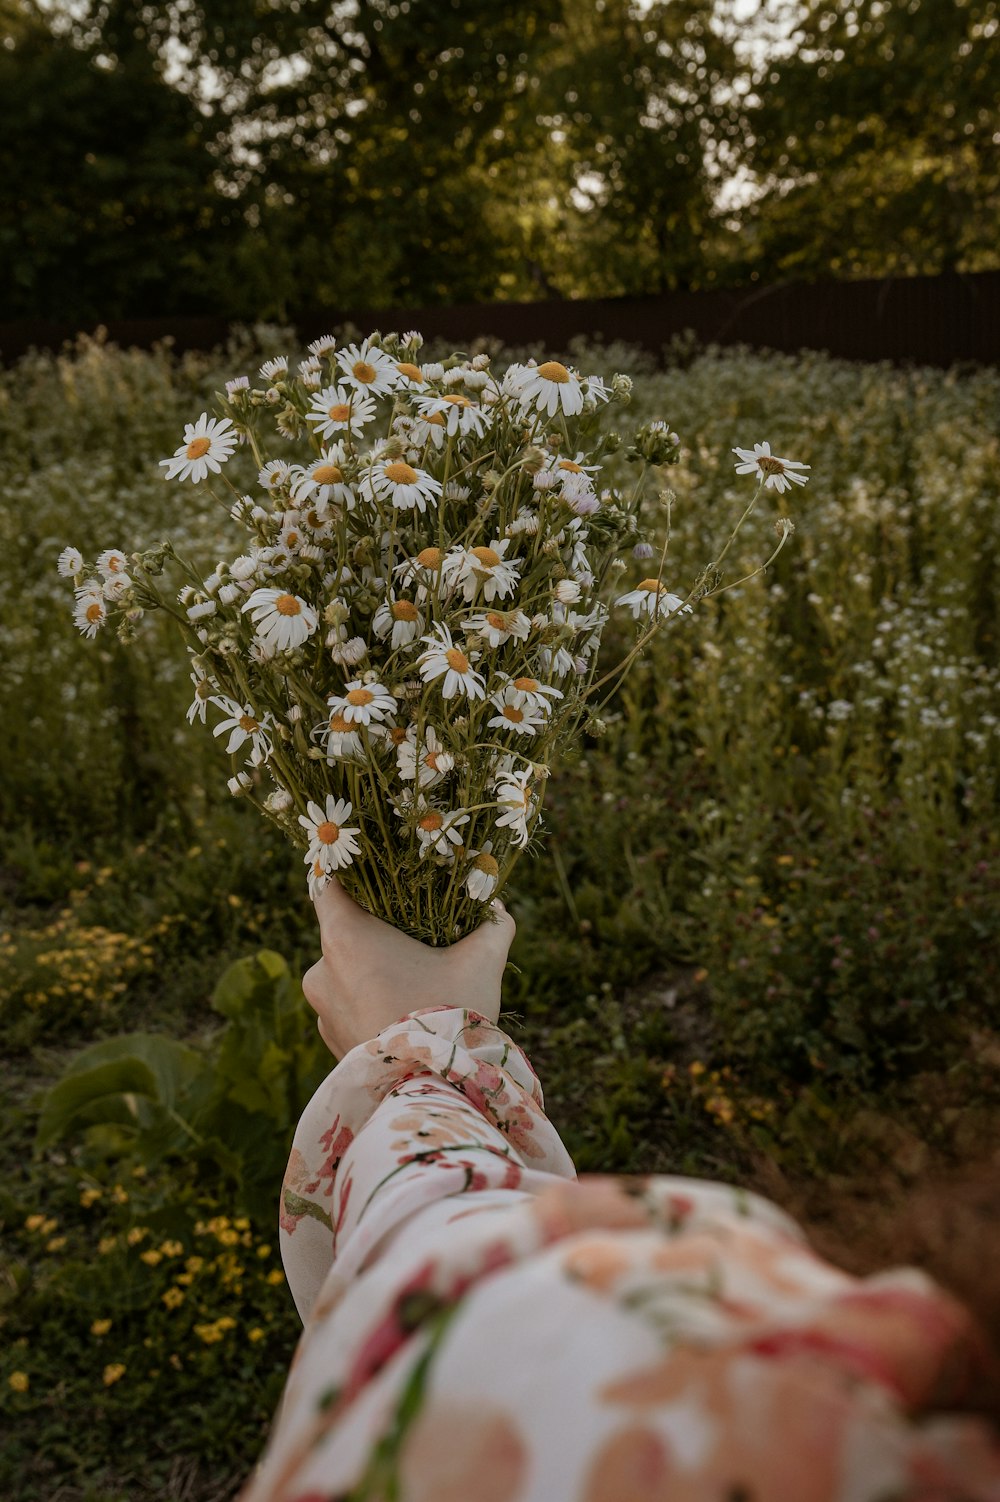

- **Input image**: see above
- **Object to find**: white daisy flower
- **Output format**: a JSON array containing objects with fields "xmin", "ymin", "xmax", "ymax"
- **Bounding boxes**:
[
  {"xmin": 498, "ymin": 674, "xmax": 564, "ymax": 715},
  {"xmin": 306, "ymin": 385, "xmax": 377, "ymax": 441},
  {"xmin": 554, "ymin": 579, "xmax": 583, "ymax": 604},
  {"xmin": 372, "ymin": 593, "xmax": 425, "ymax": 649},
  {"xmin": 313, "ymin": 708, "xmax": 365, "ymax": 762},
  {"xmin": 211, "ymin": 696, "xmax": 272, "ymax": 764},
  {"xmin": 242, "ymin": 588, "xmax": 319, "ymax": 651},
  {"xmin": 500, "ymin": 362, "xmax": 535, "ymax": 399},
  {"xmin": 492, "ymin": 766, "xmax": 536, "ymax": 848},
  {"xmin": 298, "ymin": 357, "xmax": 323, "ymax": 390},
  {"xmin": 186, "ymin": 669, "xmax": 216, "ymax": 724},
  {"xmin": 102, "ymin": 573, "xmax": 133, "ymax": 602},
  {"xmin": 487, "ymin": 690, "xmax": 546, "ymax": 736},
  {"xmin": 413, "ymin": 393, "xmax": 489, "ymax": 439},
  {"xmin": 225, "ymin": 375, "xmax": 250, "ymax": 397},
  {"xmin": 299, "ymin": 796, "xmax": 361, "ymax": 873},
  {"xmin": 330, "ymin": 636, "xmax": 369, "ymax": 668},
  {"xmin": 289, "ymin": 448, "xmax": 355, "ymax": 510},
  {"xmin": 160, "ymin": 414, "xmax": 238, "ymax": 483},
  {"xmin": 258, "ymin": 356, "xmax": 288, "ymax": 382},
  {"xmin": 326, "ymin": 679, "xmax": 397, "ymax": 727},
  {"xmin": 394, "ymin": 360, "xmax": 427, "ymax": 389},
  {"xmin": 96, "ymin": 549, "xmax": 129, "ymax": 579},
  {"xmin": 461, "ymin": 607, "xmax": 532, "ymax": 648},
  {"xmin": 505, "ymin": 507, "xmax": 540, "ymax": 537},
  {"xmin": 73, "ymin": 585, "xmax": 106, "ymax": 639},
  {"xmin": 409, "ymin": 409, "xmax": 448, "ymax": 450},
  {"xmin": 517, "ymin": 360, "xmax": 585, "ymax": 418},
  {"xmin": 307, "ymin": 335, "xmax": 337, "ymax": 358},
  {"xmin": 365, "ymin": 460, "xmax": 442, "ymax": 514},
  {"xmin": 456, "ymin": 538, "xmax": 520, "ymax": 604},
  {"xmin": 396, "ymin": 725, "xmax": 455, "ymax": 788},
  {"xmin": 228, "ymin": 771, "xmax": 253, "ymax": 796},
  {"xmin": 583, "ymin": 374, "xmax": 611, "ymax": 406},
  {"xmin": 259, "ymin": 459, "xmax": 294, "ymax": 491},
  {"xmin": 186, "ymin": 598, "xmax": 217, "ymax": 622},
  {"xmin": 732, "ymin": 440, "xmax": 811, "ymax": 494},
  {"xmin": 465, "ymin": 843, "xmax": 499, "ymax": 901},
  {"xmin": 336, "ymin": 340, "xmax": 401, "ymax": 396},
  {"xmin": 615, "ymin": 579, "xmax": 690, "ymax": 621},
  {"xmin": 408, "ymin": 797, "xmax": 470, "ymax": 859},
  {"xmin": 57, "ymin": 546, "xmax": 83, "ymax": 578},
  {"xmin": 416, "ymin": 624, "xmax": 486, "ymax": 700}
]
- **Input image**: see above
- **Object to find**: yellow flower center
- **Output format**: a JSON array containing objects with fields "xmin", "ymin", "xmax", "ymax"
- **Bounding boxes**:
[
  {"xmin": 186, "ymin": 436, "xmax": 212, "ymax": 459},
  {"xmin": 106, "ymin": 555, "xmax": 124, "ymax": 572},
  {"xmin": 757, "ymin": 455, "xmax": 785, "ymax": 475},
  {"xmin": 419, "ymin": 812, "xmax": 443, "ymax": 832},
  {"xmin": 423, "ymin": 412, "xmax": 446, "ymax": 426},
  {"xmin": 396, "ymin": 362, "xmax": 424, "ymax": 382},
  {"xmin": 392, "ymin": 600, "xmax": 419, "ymax": 621},
  {"xmin": 346, "ymin": 687, "xmax": 374, "ymax": 706},
  {"xmin": 416, "ymin": 546, "xmax": 443, "ymax": 568},
  {"xmin": 352, "ymin": 360, "xmax": 378, "ymax": 383},
  {"xmin": 537, "ymin": 361, "xmax": 570, "ymax": 383},
  {"xmin": 316, "ymin": 821, "xmax": 340, "ymax": 844},
  {"xmin": 328, "ymin": 712, "xmax": 352, "ymax": 733},
  {"xmin": 502, "ymin": 705, "xmax": 524, "ymax": 723},
  {"xmin": 85, "ymin": 602, "xmax": 103, "ymax": 623},
  {"xmin": 445, "ymin": 647, "xmax": 470, "ymax": 673},
  {"xmin": 558, "ymin": 460, "xmax": 583, "ymax": 472},
  {"xmin": 328, "ymin": 403, "xmax": 351, "ymax": 422},
  {"xmin": 276, "ymin": 594, "xmax": 302, "ymax": 616},
  {"xmin": 385, "ymin": 461, "xmax": 419, "ymax": 485},
  {"xmin": 238, "ymin": 714, "xmax": 259, "ymax": 733},
  {"xmin": 486, "ymin": 611, "xmax": 509, "ymax": 630},
  {"xmin": 638, "ymin": 579, "xmax": 664, "ymax": 593},
  {"xmin": 441, "ymin": 394, "xmax": 471, "ymax": 406},
  {"xmin": 389, "ymin": 725, "xmax": 408, "ymax": 745},
  {"xmin": 313, "ymin": 463, "xmax": 344, "ymax": 485},
  {"xmin": 424, "ymin": 750, "xmax": 441, "ymax": 769},
  {"xmin": 513, "ymin": 677, "xmax": 538, "ymax": 692},
  {"xmin": 471, "ymin": 546, "xmax": 501, "ymax": 569},
  {"xmin": 473, "ymin": 852, "xmax": 499, "ymax": 876}
]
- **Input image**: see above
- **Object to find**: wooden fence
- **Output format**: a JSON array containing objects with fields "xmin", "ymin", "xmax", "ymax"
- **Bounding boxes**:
[{"xmin": 1, "ymin": 269, "xmax": 997, "ymax": 367}]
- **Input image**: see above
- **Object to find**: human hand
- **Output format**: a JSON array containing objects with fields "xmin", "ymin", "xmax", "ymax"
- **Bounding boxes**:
[{"xmin": 302, "ymin": 878, "xmax": 518, "ymax": 1059}]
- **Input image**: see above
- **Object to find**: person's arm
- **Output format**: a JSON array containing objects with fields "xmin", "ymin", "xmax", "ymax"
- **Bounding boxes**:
[{"xmin": 279, "ymin": 882, "xmax": 576, "ymax": 1322}]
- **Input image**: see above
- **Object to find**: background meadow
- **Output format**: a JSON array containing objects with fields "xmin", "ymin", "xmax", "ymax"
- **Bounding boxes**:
[{"xmin": 2, "ymin": 328, "xmax": 1000, "ymax": 1500}]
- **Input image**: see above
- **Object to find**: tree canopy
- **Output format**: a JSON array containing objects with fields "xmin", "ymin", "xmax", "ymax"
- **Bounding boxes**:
[{"xmin": 1, "ymin": 0, "xmax": 996, "ymax": 320}]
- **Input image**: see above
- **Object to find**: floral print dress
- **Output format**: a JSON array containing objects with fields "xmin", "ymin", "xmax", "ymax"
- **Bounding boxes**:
[{"xmin": 239, "ymin": 1007, "xmax": 1000, "ymax": 1502}]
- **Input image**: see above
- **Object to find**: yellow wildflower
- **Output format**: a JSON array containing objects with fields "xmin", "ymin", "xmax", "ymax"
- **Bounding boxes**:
[
  {"xmin": 102, "ymin": 1363, "xmax": 126, "ymax": 1387},
  {"xmin": 256, "ymin": 1245, "xmax": 272, "ymax": 1259},
  {"xmin": 91, "ymin": 1319, "xmax": 112, "ymax": 1337},
  {"xmin": 97, "ymin": 1236, "xmax": 117, "ymax": 1255},
  {"xmin": 9, "ymin": 1372, "xmax": 29, "ymax": 1392},
  {"xmin": 233, "ymin": 1217, "xmax": 250, "ymax": 1231},
  {"xmin": 126, "ymin": 1227, "xmax": 148, "ymax": 1246},
  {"xmin": 194, "ymin": 1323, "xmax": 224, "ymax": 1345},
  {"xmin": 185, "ymin": 1256, "xmax": 205, "ymax": 1273},
  {"xmin": 216, "ymin": 1316, "xmax": 237, "ymax": 1332},
  {"xmin": 248, "ymin": 1328, "xmax": 265, "ymax": 1344},
  {"xmin": 692, "ymin": 967, "xmax": 709, "ymax": 984},
  {"xmin": 266, "ymin": 1269, "xmax": 285, "ymax": 1286},
  {"xmin": 158, "ymin": 1240, "xmax": 184, "ymax": 1258},
  {"xmin": 111, "ymin": 1185, "xmax": 129, "ymax": 1205},
  {"xmin": 24, "ymin": 1214, "xmax": 45, "ymax": 1232},
  {"xmin": 79, "ymin": 1188, "xmax": 103, "ymax": 1208},
  {"xmin": 161, "ymin": 1287, "xmax": 185, "ymax": 1310},
  {"xmin": 46, "ymin": 1237, "xmax": 67, "ymax": 1253},
  {"xmin": 40, "ymin": 1217, "xmax": 58, "ymax": 1235},
  {"xmin": 216, "ymin": 1228, "xmax": 240, "ymax": 1247},
  {"xmin": 140, "ymin": 1249, "xmax": 163, "ymax": 1267}
]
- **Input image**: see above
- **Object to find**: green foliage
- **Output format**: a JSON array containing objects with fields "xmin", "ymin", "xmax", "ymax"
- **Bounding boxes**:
[{"xmin": 35, "ymin": 951, "xmax": 330, "ymax": 1222}]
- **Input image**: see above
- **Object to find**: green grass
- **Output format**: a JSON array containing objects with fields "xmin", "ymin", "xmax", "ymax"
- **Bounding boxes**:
[{"xmin": 2, "ymin": 328, "xmax": 999, "ymax": 1499}]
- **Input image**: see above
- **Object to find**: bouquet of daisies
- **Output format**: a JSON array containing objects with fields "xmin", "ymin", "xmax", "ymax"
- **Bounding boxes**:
[{"xmin": 60, "ymin": 331, "xmax": 801, "ymax": 943}]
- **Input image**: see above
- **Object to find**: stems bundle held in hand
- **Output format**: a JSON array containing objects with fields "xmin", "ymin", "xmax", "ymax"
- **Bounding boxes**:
[{"xmin": 59, "ymin": 334, "xmax": 806, "ymax": 943}]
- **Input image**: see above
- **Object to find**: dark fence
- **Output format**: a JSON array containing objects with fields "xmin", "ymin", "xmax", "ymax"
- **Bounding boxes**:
[{"xmin": 2, "ymin": 270, "xmax": 998, "ymax": 368}]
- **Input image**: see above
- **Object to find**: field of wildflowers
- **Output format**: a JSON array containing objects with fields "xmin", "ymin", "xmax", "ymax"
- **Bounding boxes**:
[{"xmin": 2, "ymin": 328, "xmax": 999, "ymax": 1500}]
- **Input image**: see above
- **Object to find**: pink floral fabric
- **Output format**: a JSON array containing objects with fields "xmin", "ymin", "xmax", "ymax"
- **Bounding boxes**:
[{"xmin": 239, "ymin": 1007, "xmax": 1000, "ymax": 1502}]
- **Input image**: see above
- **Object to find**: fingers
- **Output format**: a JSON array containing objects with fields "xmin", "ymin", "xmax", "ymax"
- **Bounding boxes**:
[
  {"xmin": 454, "ymin": 898, "xmax": 517, "ymax": 962},
  {"xmin": 312, "ymin": 874, "xmax": 367, "ymax": 950}
]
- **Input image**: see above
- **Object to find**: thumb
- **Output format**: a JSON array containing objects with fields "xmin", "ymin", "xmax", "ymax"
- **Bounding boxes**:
[{"xmin": 462, "ymin": 897, "xmax": 517, "ymax": 961}]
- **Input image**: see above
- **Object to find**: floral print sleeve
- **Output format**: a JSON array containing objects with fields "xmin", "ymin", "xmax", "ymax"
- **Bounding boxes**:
[
  {"xmin": 240, "ymin": 1007, "xmax": 1000, "ymax": 1502},
  {"xmin": 277, "ymin": 1005, "xmax": 575, "ymax": 1323}
]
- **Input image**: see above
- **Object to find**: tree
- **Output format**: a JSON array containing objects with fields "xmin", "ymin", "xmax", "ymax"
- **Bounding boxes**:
[
  {"xmin": 0, "ymin": 2, "xmax": 243, "ymax": 319},
  {"xmin": 737, "ymin": 0, "xmax": 1000, "ymax": 280}
]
